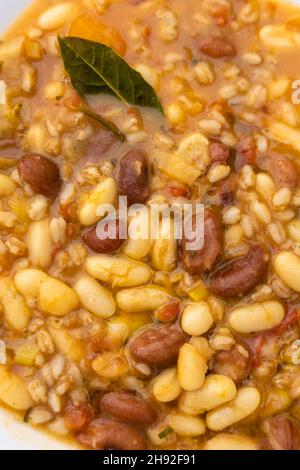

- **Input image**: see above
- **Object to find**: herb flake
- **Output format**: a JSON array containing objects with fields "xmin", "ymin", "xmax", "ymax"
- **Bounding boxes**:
[
  {"xmin": 78, "ymin": 106, "xmax": 126, "ymax": 142},
  {"xmin": 158, "ymin": 427, "xmax": 174, "ymax": 439}
]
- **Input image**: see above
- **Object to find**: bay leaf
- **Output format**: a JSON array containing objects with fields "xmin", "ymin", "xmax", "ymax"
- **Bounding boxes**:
[{"xmin": 58, "ymin": 36, "xmax": 163, "ymax": 112}]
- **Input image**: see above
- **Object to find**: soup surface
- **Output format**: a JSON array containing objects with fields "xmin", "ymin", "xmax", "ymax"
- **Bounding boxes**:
[{"xmin": 1, "ymin": 0, "xmax": 300, "ymax": 451}]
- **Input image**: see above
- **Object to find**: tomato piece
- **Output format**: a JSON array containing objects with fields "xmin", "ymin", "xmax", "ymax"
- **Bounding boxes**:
[
  {"xmin": 155, "ymin": 301, "xmax": 180, "ymax": 323},
  {"xmin": 251, "ymin": 334, "xmax": 264, "ymax": 368},
  {"xmin": 169, "ymin": 186, "xmax": 189, "ymax": 197},
  {"xmin": 271, "ymin": 308, "xmax": 299, "ymax": 336}
]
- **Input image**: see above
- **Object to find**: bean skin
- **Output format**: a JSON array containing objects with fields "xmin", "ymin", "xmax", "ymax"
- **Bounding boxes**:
[
  {"xmin": 210, "ymin": 343, "xmax": 252, "ymax": 384},
  {"xmin": 207, "ymin": 173, "xmax": 237, "ymax": 207},
  {"xmin": 261, "ymin": 416, "xmax": 300, "ymax": 450},
  {"xmin": 210, "ymin": 142, "xmax": 230, "ymax": 165},
  {"xmin": 257, "ymin": 153, "xmax": 299, "ymax": 188},
  {"xmin": 77, "ymin": 418, "xmax": 147, "ymax": 450},
  {"xmin": 85, "ymin": 131, "xmax": 117, "ymax": 162},
  {"xmin": 235, "ymin": 136, "xmax": 256, "ymax": 171},
  {"xmin": 118, "ymin": 149, "xmax": 149, "ymax": 206},
  {"xmin": 83, "ymin": 219, "xmax": 124, "ymax": 253},
  {"xmin": 100, "ymin": 391, "xmax": 156, "ymax": 425},
  {"xmin": 130, "ymin": 323, "xmax": 188, "ymax": 368},
  {"xmin": 18, "ymin": 154, "xmax": 61, "ymax": 199},
  {"xmin": 209, "ymin": 244, "xmax": 268, "ymax": 298},
  {"xmin": 182, "ymin": 208, "xmax": 223, "ymax": 276},
  {"xmin": 196, "ymin": 36, "xmax": 236, "ymax": 58}
]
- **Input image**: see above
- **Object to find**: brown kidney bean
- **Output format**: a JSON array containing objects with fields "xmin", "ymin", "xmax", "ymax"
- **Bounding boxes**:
[
  {"xmin": 83, "ymin": 219, "xmax": 125, "ymax": 253},
  {"xmin": 130, "ymin": 323, "xmax": 187, "ymax": 368},
  {"xmin": 196, "ymin": 36, "xmax": 236, "ymax": 58},
  {"xmin": 210, "ymin": 343, "xmax": 252, "ymax": 384},
  {"xmin": 235, "ymin": 136, "xmax": 256, "ymax": 170},
  {"xmin": 100, "ymin": 391, "xmax": 156, "ymax": 425},
  {"xmin": 63, "ymin": 401, "xmax": 94, "ymax": 432},
  {"xmin": 257, "ymin": 153, "xmax": 299, "ymax": 188},
  {"xmin": 209, "ymin": 244, "xmax": 268, "ymax": 297},
  {"xmin": 182, "ymin": 208, "xmax": 223, "ymax": 276},
  {"xmin": 77, "ymin": 418, "xmax": 147, "ymax": 450},
  {"xmin": 210, "ymin": 142, "xmax": 230, "ymax": 165},
  {"xmin": 261, "ymin": 416, "xmax": 300, "ymax": 450},
  {"xmin": 18, "ymin": 154, "xmax": 61, "ymax": 199},
  {"xmin": 118, "ymin": 149, "xmax": 149, "ymax": 206}
]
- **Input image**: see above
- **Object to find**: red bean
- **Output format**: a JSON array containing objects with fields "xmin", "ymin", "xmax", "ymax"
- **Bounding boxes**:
[
  {"xmin": 18, "ymin": 154, "xmax": 61, "ymax": 199},
  {"xmin": 210, "ymin": 343, "xmax": 252, "ymax": 384},
  {"xmin": 118, "ymin": 149, "xmax": 149, "ymax": 206},
  {"xmin": 130, "ymin": 323, "xmax": 187, "ymax": 368},
  {"xmin": 261, "ymin": 416, "xmax": 300, "ymax": 450},
  {"xmin": 100, "ymin": 391, "xmax": 155, "ymax": 425},
  {"xmin": 77, "ymin": 418, "xmax": 147, "ymax": 450},
  {"xmin": 209, "ymin": 244, "xmax": 268, "ymax": 297},
  {"xmin": 63, "ymin": 401, "xmax": 93, "ymax": 432},
  {"xmin": 83, "ymin": 219, "xmax": 124, "ymax": 253},
  {"xmin": 182, "ymin": 208, "xmax": 223, "ymax": 275},
  {"xmin": 257, "ymin": 153, "xmax": 299, "ymax": 188}
]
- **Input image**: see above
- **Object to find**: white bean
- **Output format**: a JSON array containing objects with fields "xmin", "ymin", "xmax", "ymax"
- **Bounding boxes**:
[
  {"xmin": 123, "ymin": 209, "xmax": 153, "ymax": 260},
  {"xmin": 206, "ymin": 387, "xmax": 261, "ymax": 431},
  {"xmin": 79, "ymin": 177, "xmax": 117, "ymax": 226},
  {"xmin": 260, "ymin": 25, "xmax": 300, "ymax": 50},
  {"xmin": 123, "ymin": 238, "xmax": 153, "ymax": 260},
  {"xmin": 181, "ymin": 302, "xmax": 214, "ymax": 336},
  {"xmin": 0, "ymin": 277, "xmax": 31, "ymax": 331},
  {"xmin": 274, "ymin": 251, "xmax": 300, "ymax": 292},
  {"xmin": 151, "ymin": 218, "xmax": 177, "ymax": 272},
  {"xmin": 229, "ymin": 300, "xmax": 285, "ymax": 333},
  {"xmin": 178, "ymin": 344, "xmax": 207, "ymax": 391},
  {"xmin": 26, "ymin": 219, "xmax": 52, "ymax": 269},
  {"xmin": 250, "ymin": 200, "xmax": 272, "ymax": 224},
  {"xmin": 38, "ymin": 3, "xmax": 78, "ymax": 30},
  {"xmin": 14, "ymin": 269, "xmax": 48, "ymax": 297},
  {"xmin": 116, "ymin": 286, "xmax": 172, "ymax": 312},
  {"xmin": 14, "ymin": 269, "xmax": 79, "ymax": 316},
  {"xmin": 168, "ymin": 413, "xmax": 206, "ymax": 437},
  {"xmin": 86, "ymin": 255, "xmax": 152, "ymax": 288},
  {"xmin": 204, "ymin": 433, "xmax": 258, "ymax": 450},
  {"xmin": 39, "ymin": 277, "xmax": 79, "ymax": 316},
  {"xmin": 74, "ymin": 274, "xmax": 116, "ymax": 319},
  {"xmin": 152, "ymin": 367, "xmax": 182, "ymax": 402},
  {"xmin": 287, "ymin": 219, "xmax": 300, "ymax": 242},
  {"xmin": 48, "ymin": 326, "xmax": 84, "ymax": 362},
  {"xmin": 179, "ymin": 374, "xmax": 237, "ymax": 415}
]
